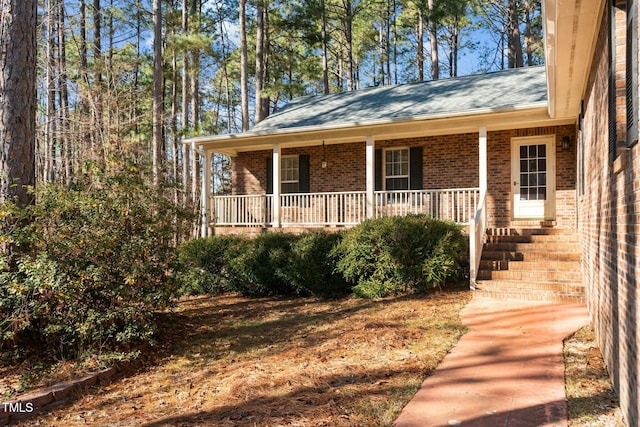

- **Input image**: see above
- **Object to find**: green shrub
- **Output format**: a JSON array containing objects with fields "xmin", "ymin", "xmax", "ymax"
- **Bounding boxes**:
[
  {"xmin": 287, "ymin": 231, "xmax": 350, "ymax": 297},
  {"xmin": 333, "ymin": 215, "xmax": 466, "ymax": 298},
  {"xmin": 177, "ymin": 231, "xmax": 350, "ymax": 298},
  {"xmin": 0, "ymin": 163, "xmax": 186, "ymax": 358},
  {"xmin": 225, "ymin": 232, "xmax": 298, "ymax": 296},
  {"xmin": 175, "ymin": 235, "xmax": 244, "ymax": 295}
]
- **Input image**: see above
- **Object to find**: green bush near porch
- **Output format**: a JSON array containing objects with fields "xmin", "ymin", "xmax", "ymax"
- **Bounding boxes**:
[
  {"xmin": 177, "ymin": 231, "xmax": 350, "ymax": 298},
  {"xmin": 177, "ymin": 214, "xmax": 467, "ymax": 299},
  {"xmin": 333, "ymin": 215, "xmax": 467, "ymax": 298}
]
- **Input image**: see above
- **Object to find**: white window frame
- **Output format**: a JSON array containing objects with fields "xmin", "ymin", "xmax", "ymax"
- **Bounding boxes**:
[
  {"xmin": 280, "ymin": 155, "xmax": 299, "ymax": 194},
  {"xmin": 383, "ymin": 147, "xmax": 410, "ymax": 191}
]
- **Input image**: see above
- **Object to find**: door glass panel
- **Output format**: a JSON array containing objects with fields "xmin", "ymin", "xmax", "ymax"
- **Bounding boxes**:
[
  {"xmin": 538, "ymin": 144, "xmax": 546, "ymax": 157},
  {"xmin": 519, "ymin": 143, "xmax": 548, "ymax": 202}
]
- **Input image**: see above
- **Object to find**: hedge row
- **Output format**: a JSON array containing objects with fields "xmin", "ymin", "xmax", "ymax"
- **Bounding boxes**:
[{"xmin": 176, "ymin": 214, "xmax": 468, "ymax": 299}]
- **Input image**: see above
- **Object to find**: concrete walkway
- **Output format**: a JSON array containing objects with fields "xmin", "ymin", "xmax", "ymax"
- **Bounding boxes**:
[{"xmin": 394, "ymin": 296, "xmax": 590, "ymax": 427}]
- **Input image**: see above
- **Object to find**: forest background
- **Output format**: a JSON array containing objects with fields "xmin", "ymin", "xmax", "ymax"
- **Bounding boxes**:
[{"xmin": 30, "ymin": 0, "xmax": 543, "ymax": 222}]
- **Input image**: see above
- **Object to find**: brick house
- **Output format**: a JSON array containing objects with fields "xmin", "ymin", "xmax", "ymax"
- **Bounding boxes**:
[{"xmin": 186, "ymin": 0, "xmax": 639, "ymax": 424}]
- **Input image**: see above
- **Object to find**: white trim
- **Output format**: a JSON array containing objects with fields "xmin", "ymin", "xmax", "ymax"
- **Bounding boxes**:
[
  {"xmin": 511, "ymin": 134, "xmax": 556, "ymax": 220},
  {"xmin": 366, "ymin": 136, "xmax": 375, "ymax": 218},
  {"xmin": 273, "ymin": 144, "xmax": 281, "ymax": 227},
  {"xmin": 479, "ymin": 127, "xmax": 487, "ymax": 199}
]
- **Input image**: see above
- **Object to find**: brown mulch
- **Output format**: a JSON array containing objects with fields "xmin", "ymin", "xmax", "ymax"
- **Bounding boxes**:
[
  {"xmin": 12, "ymin": 287, "xmax": 470, "ymax": 426},
  {"xmin": 564, "ymin": 324, "xmax": 626, "ymax": 426}
]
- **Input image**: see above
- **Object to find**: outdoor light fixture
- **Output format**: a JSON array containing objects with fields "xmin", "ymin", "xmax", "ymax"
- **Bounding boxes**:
[
  {"xmin": 562, "ymin": 136, "xmax": 570, "ymax": 150},
  {"xmin": 321, "ymin": 140, "xmax": 327, "ymax": 168}
]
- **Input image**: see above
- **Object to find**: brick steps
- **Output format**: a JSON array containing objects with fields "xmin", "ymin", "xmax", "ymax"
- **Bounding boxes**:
[
  {"xmin": 476, "ymin": 228, "xmax": 584, "ymax": 303},
  {"xmin": 481, "ymin": 250, "xmax": 581, "ymax": 262}
]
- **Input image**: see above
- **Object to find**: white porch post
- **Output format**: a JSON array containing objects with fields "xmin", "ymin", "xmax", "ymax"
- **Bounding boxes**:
[
  {"xmin": 479, "ymin": 126, "xmax": 487, "ymax": 198},
  {"xmin": 365, "ymin": 135, "xmax": 375, "ymax": 218},
  {"xmin": 273, "ymin": 144, "xmax": 281, "ymax": 227},
  {"xmin": 201, "ymin": 150, "xmax": 212, "ymax": 238},
  {"xmin": 191, "ymin": 141, "xmax": 198, "ymax": 203}
]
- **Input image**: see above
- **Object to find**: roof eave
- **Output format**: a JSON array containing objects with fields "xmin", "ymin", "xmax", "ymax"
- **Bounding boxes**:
[{"xmin": 186, "ymin": 102, "xmax": 559, "ymax": 155}]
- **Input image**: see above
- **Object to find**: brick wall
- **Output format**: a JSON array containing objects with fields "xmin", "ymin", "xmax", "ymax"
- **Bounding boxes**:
[
  {"xmin": 579, "ymin": 4, "xmax": 640, "ymax": 426},
  {"xmin": 232, "ymin": 126, "xmax": 576, "ymax": 229}
]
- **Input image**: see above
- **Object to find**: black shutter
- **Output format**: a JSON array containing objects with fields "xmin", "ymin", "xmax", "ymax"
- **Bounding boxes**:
[
  {"xmin": 627, "ymin": 0, "xmax": 639, "ymax": 146},
  {"xmin": 609, "ymin": 0, "xmax": 618, "ymax": 162},
  {"xmin": 266, "ymin": 157, "xmax": 273, "ymax": 194},
  {"xmin": 375, "ymin": 149, "xmax": 382, "ymax": 191},
  {"xmin": 299, "ymin": 154, "xmax": 310, "ymax": 193},
  {"xmin": 409, "ymin": 147, "xmax": 423, "ymax": 190}
]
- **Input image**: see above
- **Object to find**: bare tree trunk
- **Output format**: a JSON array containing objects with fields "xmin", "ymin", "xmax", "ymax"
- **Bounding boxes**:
[
  {"xmin": 427, "ymin": 0, "xmax": 439, "ymax": 79},
  {"xmin": 152, "ymin": 0, "xmax": 163, "ymax": 186},
  {"xmin": 239, "ymin": 0, "xmax": 249, "ymax": 130},
  {"xmin": 79, "ymin": 0, "xmax": 91, "ymax": 163},
  {"xmin": 417, "ymin": 7, "xmax": 424, "ymax": 81},
  {"xmin": 190, "ymin": 0, "xmax": 200, "ymax": 129},
  {"xmin": 0, "ymin": 0, "xmax": 37, "ymax": 206},
  {"xmin": 58, "ymin": 0, "xmax": 71, "ymax": 183},
  {"xmin": 524, "ymin": 0, "xmax": 534, "ymax": 65},
  {"xmin": 46, "ymin": 0, "xmax": 57, "ymax": 183},
  {"xmin": 507, "ymin": 0, "xmax": 524, "ymax": 68},
  {"xmin": 321, "ymin": 0, "xmax": 329, "ymax": 94},
  {"xmin": 255, "ymin": 0, "xmax": 267, "ymax": 123},
  {"xmin": 93, "ymin": 0, "xmax": 103, "ymax": 150},
  {"xmin": 181, "ymin": 0, "xmax": 190, "ymax": 133},
  {"xmin": 344, "ymin": 1, "xmax": 354, "ymax": 91}
]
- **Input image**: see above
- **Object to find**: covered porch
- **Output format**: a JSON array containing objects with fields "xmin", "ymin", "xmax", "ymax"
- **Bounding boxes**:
[{"xmin": 184, "ymin": 67, "xmax": 576, "ymax": 286}]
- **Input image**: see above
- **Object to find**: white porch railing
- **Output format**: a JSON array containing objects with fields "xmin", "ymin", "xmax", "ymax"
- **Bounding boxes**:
[
  {"xmin": 280, "ymin": 191, "xmax": 367, "ymax": 226},
  {"xmin": 374, "ymin": 188, "xmax": 479, "ymax": 224},
  {"xmin": 469, "ymin": 192, "xmax": 487, "ymax": 289},
  {"xmin": 210, "ymin": 194, "xmax": 273, "ymax": 226},
  {"xmin": 210, "ymin": 188, "xmax": 479, "ymax": 227}
]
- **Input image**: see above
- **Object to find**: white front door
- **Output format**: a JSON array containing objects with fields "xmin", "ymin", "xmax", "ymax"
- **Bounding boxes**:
[{"xmin": 511, "ymin": 135, "xmax": 556, "ymax": 220}]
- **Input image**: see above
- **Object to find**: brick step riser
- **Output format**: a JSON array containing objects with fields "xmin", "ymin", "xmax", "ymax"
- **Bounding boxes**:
[
  {"xmin": 475, "ymin": 280, "xmax": 584, "ymax": 293},
  {"xmin": 484, "ymin": 243, "xmax": 580, "ymax": 252},
  {"xmin": 485, "ymin": 235, "xmax": 579, "ymax": 244},
  {"xmin": 474, "ymin": 289, "xmax": 585, "ymax": 304},
  {"xmin": 481, "ymin": 251, "xmax": 581, "ymax": 262},
  {"xmin": 487, "ymin": 228, "xmax": 578, "ymax": 237},
  {"xmin": 479, "ymin": 260, "xmax": 582, "ymax": 272},
  {"xmin": 477, "ymin": 270, "xmax": 583, "ymax": 282}
]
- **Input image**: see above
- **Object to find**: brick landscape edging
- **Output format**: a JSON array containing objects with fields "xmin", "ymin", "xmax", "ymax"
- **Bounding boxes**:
[{"xmin": 0, "ymin": 362, "xmax": 127, "ymax": 426}]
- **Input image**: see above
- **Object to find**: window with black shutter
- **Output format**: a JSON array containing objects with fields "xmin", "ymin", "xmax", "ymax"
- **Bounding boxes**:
[
  {"xmin": 375, "ymin": 147, "xmax": 424, "ymax": 193},
  {"xmin": 266, "ymin": 154, "xmax": 310, "ymax": 194},
  {"xmin": 609, "ymin": 0, "xmax": 619, "ymax": 162}
]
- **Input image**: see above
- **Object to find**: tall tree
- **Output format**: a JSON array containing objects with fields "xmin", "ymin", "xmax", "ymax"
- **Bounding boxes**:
[
  {"xmin": 507, "ymin": 0, "xmax": 524, "ymax": 68},
  {"xmin": 239, "ymin": 0, "xmax": 250, "ymax": 131},
  {"xmin": 255, "ymin": 0, "xmax": 269, "ymax": 123},
  {"xmin": 427, "ymin": 0, "xmax": 439, "ymax": 79},
  {"xmin": 0, "ymin": 0, "xmax": 37, "ymax": 206},
  {"xmin": 152, "ymin": 0, "xmax": 163, "ymax": 186}
]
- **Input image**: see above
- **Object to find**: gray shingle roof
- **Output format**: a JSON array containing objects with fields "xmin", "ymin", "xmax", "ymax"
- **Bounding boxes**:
[{"xmin": 252, "ymin": 66, "xmax": 547, "ymax": 133}]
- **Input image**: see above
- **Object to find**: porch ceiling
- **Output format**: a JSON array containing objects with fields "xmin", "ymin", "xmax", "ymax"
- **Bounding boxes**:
[{"xmin": 544, "ymin": 0, "xmax": 605, "ymax": 120}]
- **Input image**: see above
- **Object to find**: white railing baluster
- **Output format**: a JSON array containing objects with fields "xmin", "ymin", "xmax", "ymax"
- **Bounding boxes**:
[{"xmin": 209, "ymin": 188, "xmax": 480, "ymax": 227}]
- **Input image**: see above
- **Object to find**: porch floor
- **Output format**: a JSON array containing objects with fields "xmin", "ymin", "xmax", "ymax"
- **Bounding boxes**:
[{"xmin": 394, "ymin": 296, "xmax": 589, "ymax": 427}]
